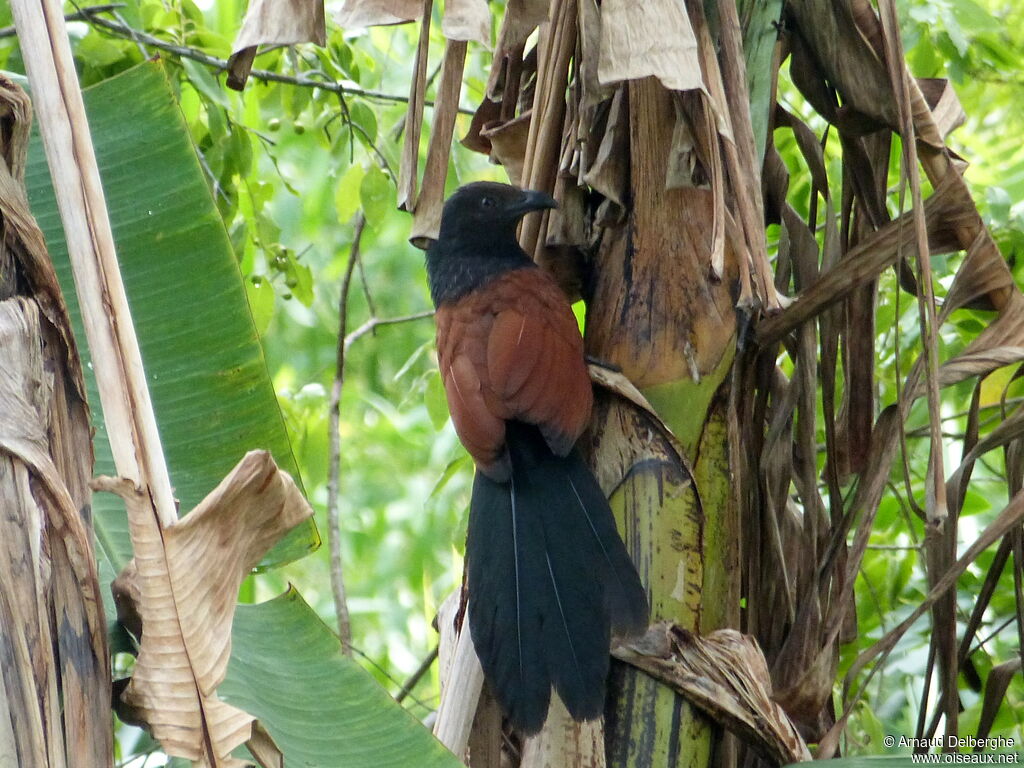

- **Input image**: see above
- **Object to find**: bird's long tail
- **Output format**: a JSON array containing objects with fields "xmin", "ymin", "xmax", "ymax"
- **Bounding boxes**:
[{"xmin": 465, "ymin": 421, "xmax": 648, "ymax": 734}]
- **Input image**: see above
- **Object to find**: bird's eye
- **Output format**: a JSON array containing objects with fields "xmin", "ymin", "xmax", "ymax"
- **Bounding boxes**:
[{"xmin": 480, "ymin": 196, "xmax": 495, "ymax": 208}]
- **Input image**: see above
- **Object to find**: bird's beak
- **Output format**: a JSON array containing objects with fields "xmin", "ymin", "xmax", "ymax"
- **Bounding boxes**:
[{"xmin": 512, "ymin": 189, "xmax": 558, "ymax": 217}]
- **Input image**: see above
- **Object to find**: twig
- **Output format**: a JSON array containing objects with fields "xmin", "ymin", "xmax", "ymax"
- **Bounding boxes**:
[
  {"xmin": 0, "ymin": 3, "xmax": 123, "ymax": 37},
  {"xmin": 110, "ymin": 7, "xmax": 147, "ymax": 59},
  {"xmin": 395, "ymin": 645, "xmax": 440, "ymax": 704},
  {"xmin": 347, "ymin": 643, "xmax": 436, "ymax": 713},
  {"xmin": 333, "ymin": 91, "xmax": 397, "ymax": 183},
  {"xmin": 327, "ymin": 213, "xmax": 366, "ymax": 655},
  {"xmin": 64, "ymin": 7, "xmax": 474, "ymax": 114},
  {"xmin": 389, "ymin": 59, "xmax": 445, "ymax": 142},
  {"xmin": 968, "ymin": 614, "xmax": 1018, "ymax": 657},
  {"xmin": 194, "ymin": 143, "xmax": 229, "ymax": 204},
  {"xmin": 356, "ymin": 249, "xmax": 377, "ymax": 321},
  {"xmin": 344, "ymin": 310, "xmax": 434, "ymax": 352}
]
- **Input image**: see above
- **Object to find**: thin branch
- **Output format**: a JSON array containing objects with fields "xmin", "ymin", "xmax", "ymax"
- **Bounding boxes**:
[
  {"xmin": 347, "ymin": 643, "xmax": 437, "ymax": 713},
  {"xmin": 356, "ymin": 251, "xmax": 377, "ymax": 321},
  {"xmin": 344, "ymin": 310, "xmax": 435, "ymax": 352},
  {"xmin": 388, "ymin": 59, "xmax": 445, "ymax": 142},
  {"xmin": 327, "ymin": 213, "xmax": 366, "ymax": 655},
  {"xmin": 395, "ymin": 645, "xmax": 439, "ymax": 704},
  {"xmin": 0, "ymin": 3, "xmax": 123, "ymax": 37},
  {"xmin": 332, "ymin": 90, "xmax": 397, "ymax": 183},
  {"xmin": 111, "ymin": 7, "xmax": 147, "ymax": 59},
  {"xmin": 63, "ymin": 7, "xmax": 474, "ymax": 114},
  {"xmin": 969, "ymin": 614, "xmax": 1018, "ymax": 657}
]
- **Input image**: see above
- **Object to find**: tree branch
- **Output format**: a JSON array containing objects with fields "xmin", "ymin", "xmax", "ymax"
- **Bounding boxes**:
[
  {"xmin": 51, "ymin": 7, "xmax": 473, "ymax": 113},
  {"xmin": 0, "ymin": 4, "xmax": 123, "ymax": 37},
  {"xmin": 344, "ymin": 310, "xmax": 434, "ymax": 352},
  {"xmin": 327, "ymin": 213, "xmax": 366, "ymax": 655},
  {"xmin": 395, "ymin": 645, "xmax": 439, "ymax": 704}
]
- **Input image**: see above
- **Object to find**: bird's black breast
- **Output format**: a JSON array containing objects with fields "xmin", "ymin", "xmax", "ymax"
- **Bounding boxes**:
[{"xmin": 425, "ymin": 241, "xmax": 536, "ymax": 307}]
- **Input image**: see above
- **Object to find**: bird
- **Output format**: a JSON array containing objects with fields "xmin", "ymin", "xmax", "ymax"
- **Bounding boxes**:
[{"xmin": 424, "ymin": 181, "xmax": 649, "ymax": 734}]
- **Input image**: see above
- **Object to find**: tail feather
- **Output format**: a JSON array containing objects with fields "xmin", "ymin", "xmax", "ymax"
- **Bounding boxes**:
[
  {"xmin": 466, "ymin": 422, "xmax": 648, "ymax": 734},
  {"xmin": 562, "ymin": 460, "xmax": 649, "ymax": 637},
  {"xmin": 467, "ymin": 471, "xmax": 549, "ymax": 732}
]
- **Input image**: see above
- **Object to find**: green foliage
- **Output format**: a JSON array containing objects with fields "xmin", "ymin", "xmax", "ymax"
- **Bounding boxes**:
[
  {"xmin": 223, "ymin": 589, "xmax": 462, "ymax": 768},
  {"xmin": 901, "ymin": 0, "xmax": 1024, "ymax": 278},
  {"xmin": 773, "ymin": 0, "xmax": 1024, "ymax": 750},
  {"xmin": 24, "ymin": 61, "xmax": 317, "ymax": 572}
]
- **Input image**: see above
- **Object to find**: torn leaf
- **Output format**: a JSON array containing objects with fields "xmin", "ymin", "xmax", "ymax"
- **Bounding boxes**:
[
  {"xmin": 101, "ymin": 451, "xmax": 313, "ymax": 767},
  {"xmin": 614, "ymin": 624, "xmax": 812, "ymax": 766},
  {"xmin": 597, "ymin": 0, "xmax": 704, "ymax": 92},
  {"xmin": 228, "ymin": 0, "xmax": 326, "ymax": 89},
  {"xmin": 442, "ymin": 0, "xmax": 490, "ymax": 44},
  {"xmin": 334, "ymin": 0, "xmax": 423, "ymax": 28},
  {"xmin": 481, "ymin": 111, "xmax": 531, "ymax": 186}
]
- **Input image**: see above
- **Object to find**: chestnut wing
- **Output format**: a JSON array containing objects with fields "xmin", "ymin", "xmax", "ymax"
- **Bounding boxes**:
[
  {"xmin": 436, "ymin": 302, "xmax": 508, "ymax": 476},
  {"xmin": 484, "ymin": 271, "xmax": 593, "ymax": 456},
  {"xmin": 435, "ymin": 269, "xmax": 593, "ymax": 477}
]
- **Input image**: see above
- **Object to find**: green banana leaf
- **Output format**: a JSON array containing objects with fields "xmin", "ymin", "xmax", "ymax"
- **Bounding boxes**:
[
  {"xmin": 225, "ymin": 590, "xmax": 461, "ymax": 768},
  {"xmin": 23, "ymin": 61, "xmax": 318, "ymax": 571},
  {"xmin": 22, "ymin": 61, "xmax": 462, "ymax": 767}
]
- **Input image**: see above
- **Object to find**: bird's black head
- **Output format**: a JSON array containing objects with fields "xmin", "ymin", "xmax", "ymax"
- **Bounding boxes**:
[
  {"xmin": 426, "ymin": 182, "xmax": 558, "ymax": 306},
  {"xmin": 437, "ymin": 181, "xmax": 557, "ymax": 243}
]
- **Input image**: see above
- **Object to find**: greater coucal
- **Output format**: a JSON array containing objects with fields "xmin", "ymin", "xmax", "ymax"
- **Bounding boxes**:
[{"xmin": 425, "ymin": 181, "xmax": 648, "ymax": 734}]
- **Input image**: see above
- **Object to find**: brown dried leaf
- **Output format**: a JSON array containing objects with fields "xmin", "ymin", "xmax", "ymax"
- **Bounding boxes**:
[
  {"xmin": 99, "ymin": 451, "xmax": 313, "ymax": 767},
  {"xmin": 499, "ymin": 0, "xmax": 549, "ymax": 52},
  {"xmin": 228, "ymin": 0, "xmax": 326, "ymax": 89},
  {"xmin": 0, "ymin": 75, "xmax": 86, "ymax": 400},
  {"xmin": 334, "ymin": 0, "xmax": 422, "ymax": 28},
  {"xmin": 481, "ymin": 111, "xmax": 531, "ymax": 186},
  {"xmin": 787, "ymin": 0, "xmax": 941, "ymax": 147},
  {"xmin": 673, "ymin": 91, "xmax": 726, "ymax": 276},
  {"xmin": 577, "ymin": 0, "xmax": 614, "ymax": 110},
  {"xmin": 480, "ymin": 0, "xmax": 547, "ymax": 107},
  {"xmin": 335, "ymin": 0, "xmax": 488, "ymax": 43},
  {"xmin": 596, "ymin": 0, "xmax": 703, "ymax": 92},
  {"xmin": 774, "ymin": 107, "xmax": 829, "ymax": 203},
  {"xmin": 442, "ymin": 0, "xmax": 490, "ymax": 44},
  {"xmin": 756, "ymin": 171, "xmax": 966, "ymax": 346},
  {"xmin": 613, "ymin": 624, "xmax": 811, "ymax": 765},
  {"xmin": 977, "ymin": 658, "xmax": 1023, "ymax": 742},
  {"xmin": 705, "ymin": 0, "xmax": 777, "ymax": 308},
  {"xmin": 409, "ymin": 40, "xmax": 467, "ymax": 247},
  {"xmin": 581, "ymin": 87, "xmax": 628, "ymax": 211},
  {"xmin": 397, "ymin": 0, "xmax": 432, "ymax": 211},
  {"xmin": 941, "ymin": 227, "xmax": 1018, "ymax": 317},
  {"xmin": 917, "ymin": 78, "xmax": 965, "ymax": 139},
  {"xmin": 459, "ymin": 96, "xmax": 501, "ymax": 155},
  {"xmin": 519, "ymin": 0, "xmax": 576, "ymax": 260},
  {"xmin": 935, "ymin": 347, "xmax": 1024, "ymax": 394}
]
